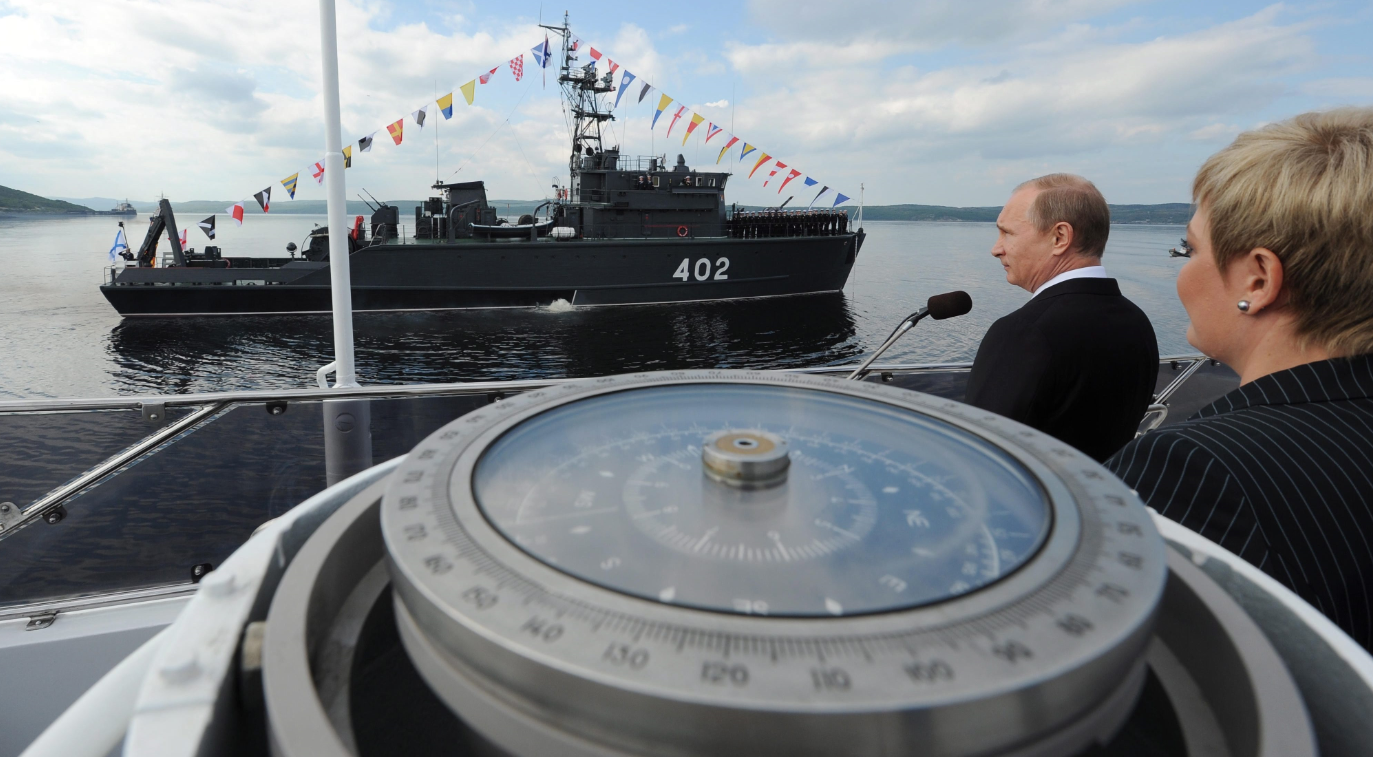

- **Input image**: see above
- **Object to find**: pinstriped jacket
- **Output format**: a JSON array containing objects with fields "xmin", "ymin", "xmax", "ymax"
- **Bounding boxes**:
[{"xmin": 1107, "ymin": 354, "xmax": 1373, "ymax": 651}]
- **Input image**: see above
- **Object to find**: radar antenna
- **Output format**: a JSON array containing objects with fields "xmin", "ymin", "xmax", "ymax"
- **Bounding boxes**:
[{"xmin": 539, "ymin": 12, "xmax": 616, "ymax": 170}]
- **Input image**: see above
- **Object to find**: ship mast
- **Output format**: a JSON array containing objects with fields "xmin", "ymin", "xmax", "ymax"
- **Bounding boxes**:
[
  {"xmin": 317, "ymin": 0, "xmax": 357, "ymax": 389},
  {"xmin": 540, "ymin": 13, "xmax": 616, "ymax": 168}
]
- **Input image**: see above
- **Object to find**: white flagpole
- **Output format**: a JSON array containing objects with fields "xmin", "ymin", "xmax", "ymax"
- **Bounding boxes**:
[{"xmin": 317, "ymin": 0, "xmax": 358, "ymax": 388}]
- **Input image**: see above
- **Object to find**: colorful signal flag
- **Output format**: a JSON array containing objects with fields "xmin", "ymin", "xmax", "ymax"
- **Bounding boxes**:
[
  {"xmin": 665, "ymin": 106, "xmax": 687, "ymax": 139},
  {"xmin": 683, "ymin": 113, "xmax": 705, "ymax": 145},
  {"xmin": 614, "ymin": 71, "xmax": 636, "ymax": 108},
  {"xmin": 281, "ymin": 173, "xmax": 299, "ymax": 199},
  {"xmin": 749, "ymin": 153, "xmax": 772, "ymax": 178},
  {"xmin": 531, "ymin": 37, "xmax": 551, "ymax": 68},
  {"xmin": 716, "ymin": 136, "xmax": 739, "ymax": 164},
  {"xmin": 652, "ymin": 94, "xmax": 674, "ymax": 129},
  {"xmin": 763, "ymin": 161, "xmax": 786, "ymax": 187}
]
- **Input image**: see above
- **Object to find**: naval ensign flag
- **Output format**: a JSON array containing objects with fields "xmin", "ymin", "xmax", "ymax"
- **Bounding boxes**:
[{"xmin": 108, "ymin": 227, "xmax": 128, "ymax": 262}]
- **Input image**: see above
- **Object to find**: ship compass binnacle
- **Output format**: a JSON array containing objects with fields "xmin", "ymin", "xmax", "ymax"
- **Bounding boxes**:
[{"xmin": 379, "ymin": 371, "xmax": 1168, "ymax": 756}]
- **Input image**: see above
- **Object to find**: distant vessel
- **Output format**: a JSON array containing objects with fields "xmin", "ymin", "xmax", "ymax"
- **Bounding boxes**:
[
  {"xmin": 1168, "ymin": 237, "xmax": 1189, "ymax": 257},
  {"xmin": 98, "ymin": 16, "xmax": 862, "ymax": 317},
  {"xmin": 108, "ymin": 200, "xmax": 137, "ymax": 216}
]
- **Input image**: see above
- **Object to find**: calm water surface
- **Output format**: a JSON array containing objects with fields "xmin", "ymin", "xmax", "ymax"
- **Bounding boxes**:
[{"xmin": 0, "ymin": 215, "xmax": 1193, "ymax": 399}]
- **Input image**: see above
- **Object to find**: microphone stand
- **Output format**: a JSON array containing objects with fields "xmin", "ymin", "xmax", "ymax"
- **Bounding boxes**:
[{"xmin": 847, "ymin": 308, "xmax": 928, "ymax": 380}]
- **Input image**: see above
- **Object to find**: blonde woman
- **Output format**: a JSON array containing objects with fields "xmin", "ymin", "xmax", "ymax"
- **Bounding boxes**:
[{"xmin": 1108, "ymin": 108, "xmax": 1373, "ymax": 650}]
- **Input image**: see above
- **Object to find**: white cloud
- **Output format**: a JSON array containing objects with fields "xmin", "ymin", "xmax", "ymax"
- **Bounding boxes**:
[
  {"xmin": 745, "ymin": 0, "xmax": 1138, "ymax": 48},
  {"xmin": 1188, "ymin": 123, "xmax": 1243, "ymax": 141},
  {"xmin": 715, "ymin": 6, "xmax": 1319, "ymax": 204},
  {"xmin": 0, "ymin": 0, "xmax": 553, "ymax": 201},
  {"xmin": 600, "ymin": 24, "xmax": 669, "ymax": 87},
  {"xmin": 0, "ymin": 0, "xmax": 1364, "ymax": 208}
]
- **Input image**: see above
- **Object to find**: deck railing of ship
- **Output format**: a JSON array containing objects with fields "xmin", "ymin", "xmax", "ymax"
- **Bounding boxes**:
[{"xmin": 0, "ymin": 357, "xmax": 1235, "ymax": 618}]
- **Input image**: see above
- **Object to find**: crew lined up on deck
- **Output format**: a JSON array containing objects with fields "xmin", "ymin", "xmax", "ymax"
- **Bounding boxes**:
[{"xmin": 727, "ymin": 210, "xmax": 849, "ymax": 238}]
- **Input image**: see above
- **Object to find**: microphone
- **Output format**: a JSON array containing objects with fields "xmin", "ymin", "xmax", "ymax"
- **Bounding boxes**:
[
  {"xmin": 927, "ymin": 290, "xmax": 972, "ymax": 320},
  {"xmin": 847, "ymin": 290, "xmax": 973, "ymax": 380}
]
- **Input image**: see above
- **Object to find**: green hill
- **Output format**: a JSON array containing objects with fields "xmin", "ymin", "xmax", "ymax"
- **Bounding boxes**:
[
  {"xmin": 1107, "ymin": 203, "xmax": 1193, "ymax": 224},
  {"xmin": 859, "ymin": 204, "xmax": 1000, "ymax": 222},
  {"xmin": 0, "ymin": 185, "xmax": 94, "ymax": 214}
]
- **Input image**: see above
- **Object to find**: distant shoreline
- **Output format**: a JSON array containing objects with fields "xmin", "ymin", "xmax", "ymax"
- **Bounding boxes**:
[
  {"xmin": 11, "ymin": 192, "xmax": 1195, "ymax": 226},
  {"xmin": 0, "ymin": 210, "xmax": 135, "ymax": 218}
]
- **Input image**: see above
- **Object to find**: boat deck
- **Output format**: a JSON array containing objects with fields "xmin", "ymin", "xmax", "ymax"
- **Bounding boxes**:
[{"xmin": 0, "ymin": 358, "xmax": 1238, "ymax": 617}]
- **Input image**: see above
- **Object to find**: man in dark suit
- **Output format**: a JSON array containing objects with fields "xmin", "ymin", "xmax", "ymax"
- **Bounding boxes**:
[{"xmin": 965, "ymin": 174, "xmax": 1158, "ymax": 461}]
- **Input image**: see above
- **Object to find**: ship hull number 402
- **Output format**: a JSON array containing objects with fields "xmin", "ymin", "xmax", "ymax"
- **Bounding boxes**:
[{"xmin": 673, "ymin": 258, "xmax": 730, "ymax": 281}]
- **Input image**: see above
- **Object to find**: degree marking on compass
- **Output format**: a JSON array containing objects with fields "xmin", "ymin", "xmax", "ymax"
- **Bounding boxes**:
[
  {"xmin": 692, "ymin": 527, "xmax": 719, "ymax": 552},
  {"xmin": 512, "ymin": 505, "xmax": 620, "ymax": 526},
  {"xmin": 816, "ymin": 520, "xmax": 862, "ymax": 541},
  {"xmin": 631, "ymin": 507, "xmax": 673, "ymax": 519},
  {"xmin": 813, "ymin": 464, "xmax": 855, "ymax": 480}
]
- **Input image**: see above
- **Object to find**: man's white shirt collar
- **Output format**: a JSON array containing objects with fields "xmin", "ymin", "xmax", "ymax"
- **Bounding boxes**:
[{"xmin": 1031, "ymin": 265, "xmax": 1108, "ymax": 299}]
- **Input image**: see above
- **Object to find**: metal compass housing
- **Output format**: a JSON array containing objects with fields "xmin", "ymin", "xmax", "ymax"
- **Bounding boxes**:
[{"xmin": 381, "ymin": 371, "xmax": 1167, "ymax": 757}]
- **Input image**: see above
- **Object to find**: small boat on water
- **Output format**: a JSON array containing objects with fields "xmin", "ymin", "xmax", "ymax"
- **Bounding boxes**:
[
  {"xmin": 469, "ymin": 216, "xmax": 557, "ymax": 239},
  {"xmin": 108, "ymin": 200, "xmax": 136, "ymax": 217}
]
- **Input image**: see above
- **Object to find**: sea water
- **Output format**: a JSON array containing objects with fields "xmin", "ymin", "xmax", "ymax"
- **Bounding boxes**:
[{"xmin": 0, "ymin": 214, "xmax": 1192, "ymax": 399}]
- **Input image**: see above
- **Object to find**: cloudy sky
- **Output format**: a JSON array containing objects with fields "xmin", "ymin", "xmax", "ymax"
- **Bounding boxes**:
[{"xmin": 1, "ymin": 0, "xmax": 1370, "ymax": 207}]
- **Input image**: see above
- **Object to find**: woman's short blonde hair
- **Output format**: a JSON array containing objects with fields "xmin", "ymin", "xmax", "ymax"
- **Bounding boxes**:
[{"xmin": 1194, "ymin": 107, "xmax": 1373, "ymax": 355}]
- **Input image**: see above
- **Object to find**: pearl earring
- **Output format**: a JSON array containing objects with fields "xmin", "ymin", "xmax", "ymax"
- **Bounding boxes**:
[{"xmin": 1237, "ymin": 300, "xmax": 1251, "ymax": 313}]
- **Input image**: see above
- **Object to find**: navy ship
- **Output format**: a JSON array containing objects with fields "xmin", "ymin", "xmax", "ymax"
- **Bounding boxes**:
[{"xmin": 100, "ymin": 24, "xmax": 863, "ymax": 317}]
